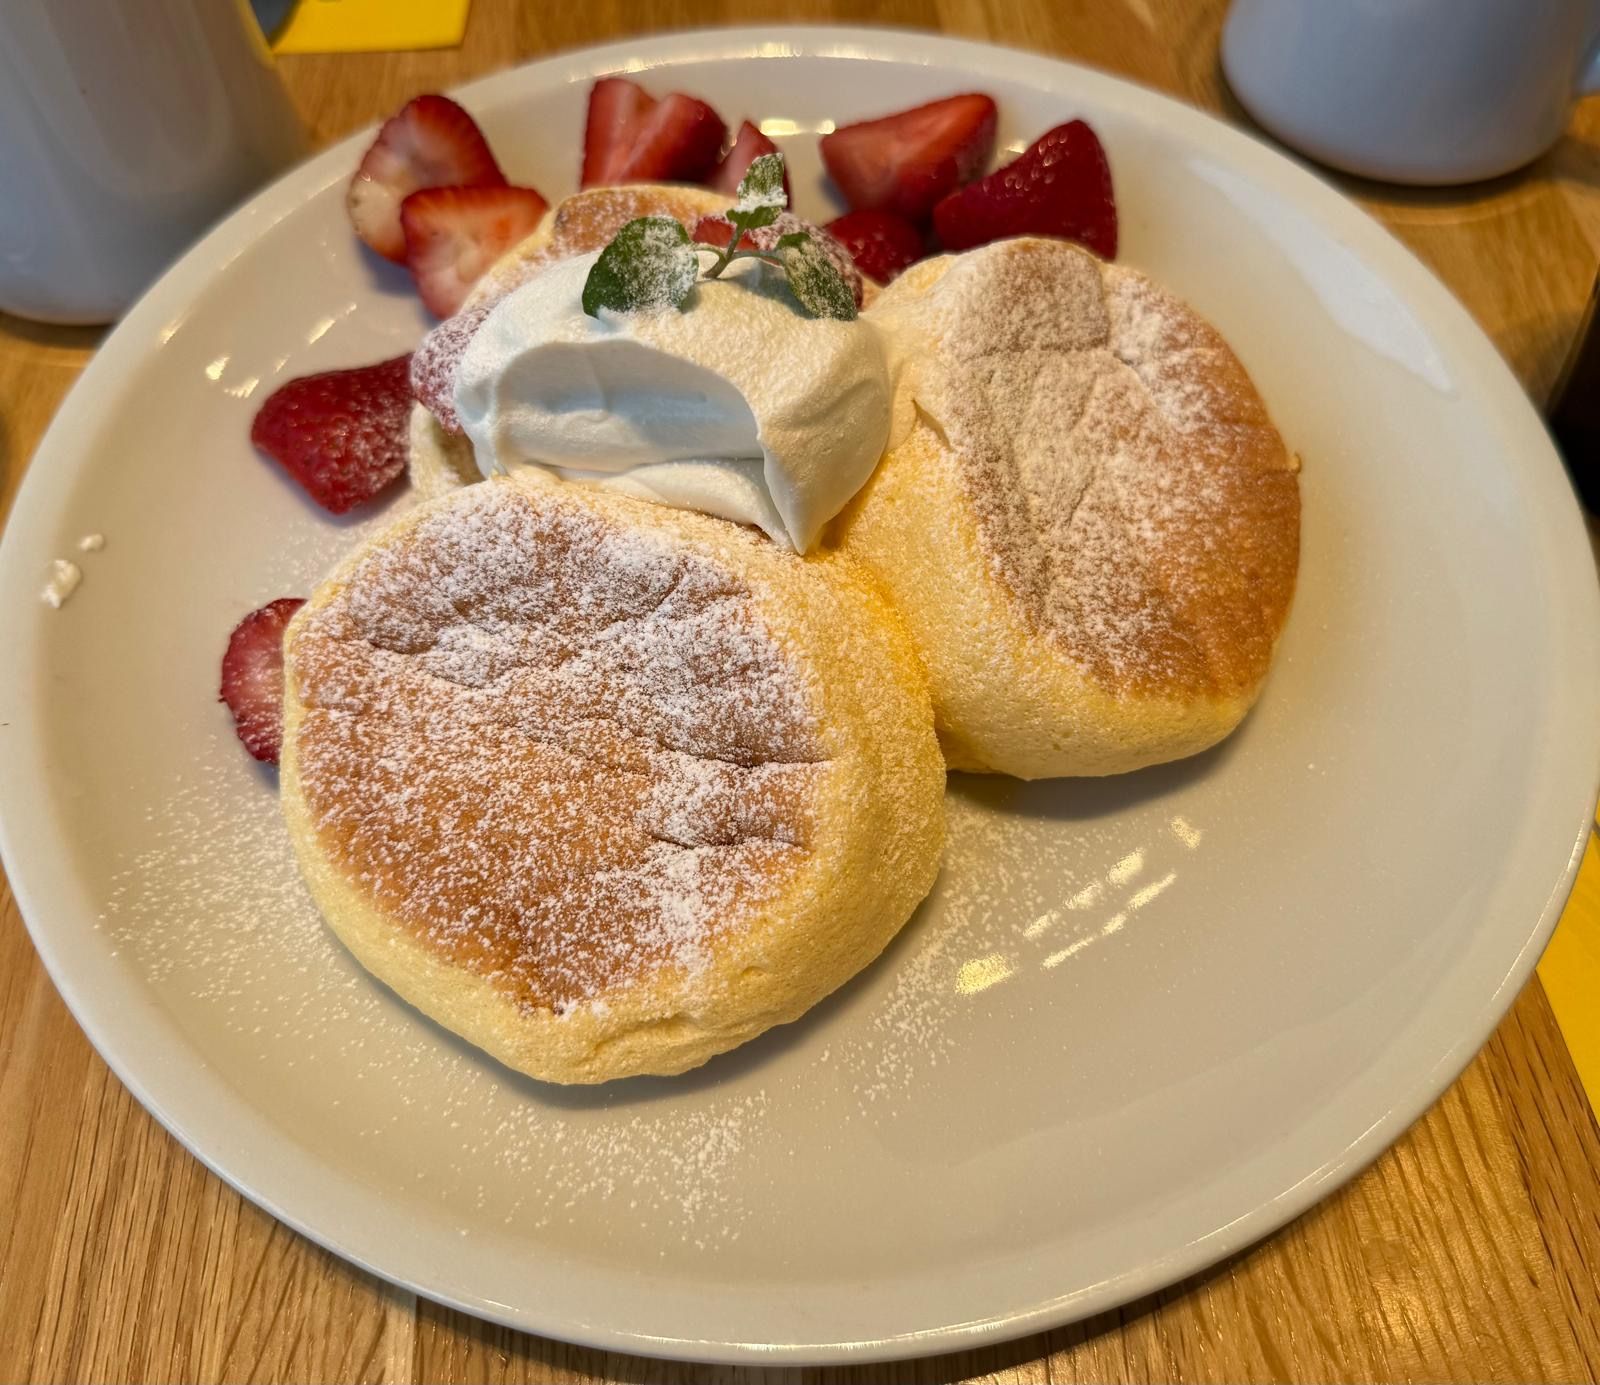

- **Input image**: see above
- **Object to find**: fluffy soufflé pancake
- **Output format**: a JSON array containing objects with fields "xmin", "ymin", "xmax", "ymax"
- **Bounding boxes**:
[
  {"xmin": 839, "ymin": 237, "xmax": 1301, "ymax": 778},
  {"xmin": 280, "ymin": 477, "xmax": 944, "ymax": 1083}
]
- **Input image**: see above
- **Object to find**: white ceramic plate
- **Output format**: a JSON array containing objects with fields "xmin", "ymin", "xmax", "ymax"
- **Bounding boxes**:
[{"xmin": 1, "ymin": 27, "xmax": 1597, "ymax": 1366}]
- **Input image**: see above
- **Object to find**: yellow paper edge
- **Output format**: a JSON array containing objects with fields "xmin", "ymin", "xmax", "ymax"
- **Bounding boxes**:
[
  {"xmin": 1537, "ymin": 828, "xmax": 1600, "ymax": 1119},
  {"xmin": 270, "ymin": 0, "xmax": 469, "ymax": 55}
]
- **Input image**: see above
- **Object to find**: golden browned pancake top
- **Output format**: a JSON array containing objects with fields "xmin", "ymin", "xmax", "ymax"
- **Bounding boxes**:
[
  {"xmin": 287, "ymin": 481, "xmax": 826, "ymax": 1013},
  {"xmin": 877, "ymin": 239, "xmax": 1300, "ymax": 700}
]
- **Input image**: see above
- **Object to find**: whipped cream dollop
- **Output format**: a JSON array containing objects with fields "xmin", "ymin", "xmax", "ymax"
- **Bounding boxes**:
[{"xmin": 453, "ymin": 250, "xmax": 893, "ymax": 552}]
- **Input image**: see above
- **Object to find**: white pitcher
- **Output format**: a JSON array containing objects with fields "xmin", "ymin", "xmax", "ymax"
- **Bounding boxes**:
[
  {"xmin": 0, "ymin": 0, "xmax": 306, "ymax": 323},
  {"xmin": 1222, "ymin": 0, "xmax": 1600, "ymax": 184}
]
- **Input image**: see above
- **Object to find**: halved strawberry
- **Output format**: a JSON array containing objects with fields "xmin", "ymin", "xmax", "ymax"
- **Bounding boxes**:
[
  {"xmin": 824, "ymin": 210, "xmax": 924, "ymax": 284},
  {"xmin": 400, "ymin": 185, "xmax": 549, "ymax": 317},
  {"xmin": 820, "ymin": 94, "xmax": 997, "ymax": 222},
  {"xmin": 615, "ymin": 92, "xmax": 726, "ymax": 184},
  {"xmin": 932, "ymin": 120, "xmax": 1117, "ymax": 260},
  {"xmin": 708, "ymin": 120, "xmax": 789, "ymax": 201},
  {"xmin": 347, "ymin": 94, "xmax": 506, "ymax": 263},
  {"xmin": 689, "ymin": 214, "xmax": 865, "ymax": 308},
  {"xmin": 251, "ymin": 354, "xmax": 413, "ymax": 514},
  {"xmin": 583, "ymin": 77, "xmax": 656, "ymax": 186},
  {"xmin": 580, "ymin": 77, "xmax": 727, "ymax": 187},
  {"xmin": 219, "ymin": 598, "xmax": 306, "ymax": 764}
]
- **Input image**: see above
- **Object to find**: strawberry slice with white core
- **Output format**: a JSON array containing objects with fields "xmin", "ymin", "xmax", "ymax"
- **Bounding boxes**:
[
  {"xmin": 219, "ymin": 598, "xmax": 306, "ymax": 765},
  {"xmin": 820, "ymin": 93, "xmax": 997, "ymax": 222},
  {"xmin": 347, "ymin": 94, "xmax": 506, "ymax": 263},
  {"xmin": 400, "ymin": 184, "xmax": 550, "ymax": 318},
  {"xmin": 707, "ymin": 120, "xmax": 789, "ymax": 200}
]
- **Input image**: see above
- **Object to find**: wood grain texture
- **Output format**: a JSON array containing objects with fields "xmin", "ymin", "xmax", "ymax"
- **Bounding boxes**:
[{"xmin": 1, "ymin": 1, "xmax": 1598, "ymax": 1381}]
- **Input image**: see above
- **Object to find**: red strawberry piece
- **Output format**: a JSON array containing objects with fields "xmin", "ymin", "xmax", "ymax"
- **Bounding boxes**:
[
  {"xmin": 689, "ymin": 214, "xmax": 865, "ymax": 308},
  {"xmin": 581, "ymin": 77, "xmax": 728, "ymax": 187},
  {"xmin": 219, "ymin": 598, "xmax": 306, "ymax": 764},
  {"xmin": 707, "ymin": 120, "xmax": 790, "ymax": 201},
  {"xmin": 583, "ymin": 77, "xmax": 656, "ymax": 187},
  {"xmin": 412, "ymin": 302, "xmax": 494, "ymax": 433},
  {"xmin": 347, "ymin": 94, "xmax": 506, "ymax": 263},
  {"xmin": 820, "ymin": 93, "xmax": 997, "ymax": 222},
  {"xmin": 824, "ymin": 209, "xmax": 924, "ymax": 284},
  {"xmin": 614, "ymin": 92, "xmax": 727, "ymax": 184},
  {"xmin": 400, "ymin": 185, "xmax": 550, "ymax": 317},
  {"xmin": 691, "ymin": 214, "xmax": 736, "ymax": 249},
  {"xmin": 932, "ymin": 119, "xmax": 1117, "ymax": 260},
  {"xmin": 251, "ymin": 354, "xmax": 413, "ymax": 515}
]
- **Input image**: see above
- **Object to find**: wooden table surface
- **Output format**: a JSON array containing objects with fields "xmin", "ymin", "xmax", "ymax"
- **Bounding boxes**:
[{"xmin": 4, "ymin": 2, "xmax": 1600, "ymax": 1381}]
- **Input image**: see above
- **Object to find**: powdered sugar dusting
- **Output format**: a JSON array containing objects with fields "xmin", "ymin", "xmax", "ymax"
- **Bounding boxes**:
[
  {"xmin": 410, "ymin": 302, "xmax": 491, "ymax": 433},
  {"xmin": 98, "ymin": 747, "xmax": 775, "ymax": 1243},
  {"xmin": 291, "ymin": 480, "xmax": 827, "ymax": 1012},
  {"xmin": 836, "ymin": 788, "xmax": 1059, "ymax": 1112},
  {"xmin": 741, "ymin": 214, "xmax": 864, "ymax": 308},
  {"xmin": 875, "ymin": 240, "xmax": 1297, "ymax": 695}
]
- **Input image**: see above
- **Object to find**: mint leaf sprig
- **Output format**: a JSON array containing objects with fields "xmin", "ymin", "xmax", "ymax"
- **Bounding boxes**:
[
  {"xmin": 699, "ymin": 151, "xmax": 785, "ymax": 279},
  {"xmin": 581, "ymin": 152, "xmax": 857, "ymax": 322}
]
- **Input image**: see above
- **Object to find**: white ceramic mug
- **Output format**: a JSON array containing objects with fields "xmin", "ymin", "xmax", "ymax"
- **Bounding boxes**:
[
  {"xmin": 0, "ymin": 0, "xmax": 307, "ymax": 324},
  {"xmin": 1222, "ymin": 0, "xmax": 1600, "ymax": 185}
]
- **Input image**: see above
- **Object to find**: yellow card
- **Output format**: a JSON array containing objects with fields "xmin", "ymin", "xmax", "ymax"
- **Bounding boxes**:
[
  {"xmin": 1538, "ymin": 827, "xmax": 1600, "ymax": 1119},
  {"xmin": 269, "ymin": 0, "xmax": 470, "ymax": 54}
]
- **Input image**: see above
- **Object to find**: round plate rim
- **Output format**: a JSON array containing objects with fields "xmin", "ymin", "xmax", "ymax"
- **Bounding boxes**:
[{"xmin": 1, "ymin": 23, "xmax": 1598, "ymax": 1365}]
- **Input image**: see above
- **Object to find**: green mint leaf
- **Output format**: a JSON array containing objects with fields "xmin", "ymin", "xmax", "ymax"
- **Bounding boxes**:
[
  {"xmin": 582, "ymin": 216, "xmax": 699, "ymax": 317},
  {"xmin": 734, "ymin": 151, "xmax": 788, "ymax": 212},
  {"xmin": 727, "ymin": 204, "xmax": 780, "ymax": 236},
  {"xmin": 778, "ymin": 232, "xmax": 858, "ymax": 320}
]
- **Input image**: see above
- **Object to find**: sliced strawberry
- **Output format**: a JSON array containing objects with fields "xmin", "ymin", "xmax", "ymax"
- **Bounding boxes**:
[
  {"xmin": 220, "ymin": 598, "xmax": 306, "ymax": 764},
  {"xmin": 251, "ymin": 355, "xmax": 413, "ymax": 514},
  {"xmin": 932, "ymin": 120, "xmax": 1117, "ymax": 260},
  {"xmin": 400, "ymin": 185, "xmax": 549, "ymax": 317},
  {"xmin": 347, "ymin": 94, "xmax": 506, "ymax": 263},
  {"xmin": 614, "ymin": 92, "xmax": 726, "ymax": 184},
  {"xmin": 689, "ymin": 214, "xmax": 865, "ymax": 307},
  {"xmin": 820, "ymin": 94, "xmax": 997, "ymax": 222},
  {"xmin": 581, "ymin": 78, "xmax": 727, "ymax": 187},
  {"xmin": 707, "ymin": 120, "xmax": 789, "ymax": 201},
  {"xmin": 583, "ymin": 77, "xmax": 656, "ymax": 187},
  {"xmin": 824, "ymin": 209, "xmax": 924, "ymax": 284}
]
